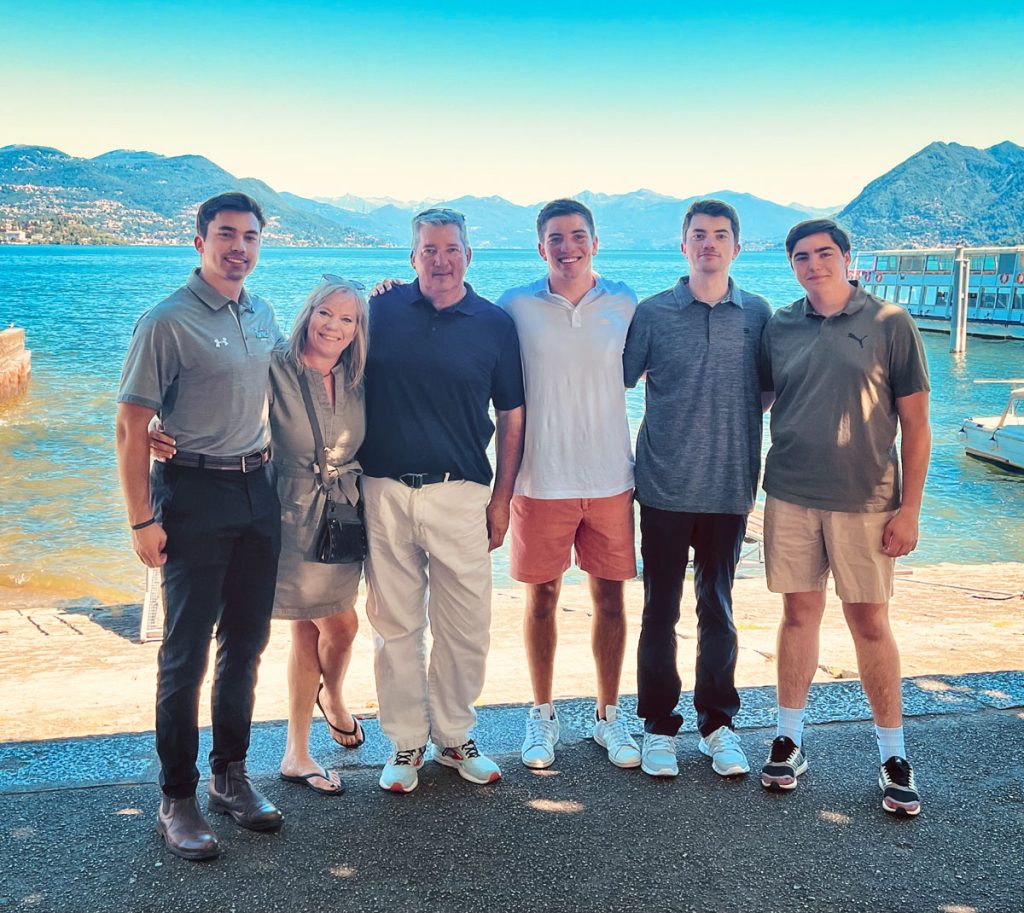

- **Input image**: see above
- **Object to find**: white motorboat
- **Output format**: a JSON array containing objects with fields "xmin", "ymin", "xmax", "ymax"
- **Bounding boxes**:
[{"xmin": 961, "ymin": 384, "xmax": 1024, "ymax": 472}]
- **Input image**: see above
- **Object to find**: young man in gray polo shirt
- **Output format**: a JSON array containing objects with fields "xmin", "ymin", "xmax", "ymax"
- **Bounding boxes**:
[
  {"xmin": 623, "ymin": 199, "xmax": 772, "ymax": 779},
  {"xmin": 117, "ymin": 193, "xmax": 285, "ymax": 860},
  {"xmin": 758, "ymin": 219, "xmax": 930, "ymax": 817}
]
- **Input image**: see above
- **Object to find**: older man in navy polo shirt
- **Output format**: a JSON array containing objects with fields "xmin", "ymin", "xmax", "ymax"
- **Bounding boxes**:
[{"xmin": 361, "ymin": 208, "xmax": 526, "ymax": 793}]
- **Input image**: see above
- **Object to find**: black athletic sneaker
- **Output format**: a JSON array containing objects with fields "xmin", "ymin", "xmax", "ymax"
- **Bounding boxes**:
[
  {"xmin": 879, "ymin": 756, "xmax": 921, "ymax": 816},
  {"xmin": 760, "ymin": 736, "xmax": 808, "ymax": 791}
]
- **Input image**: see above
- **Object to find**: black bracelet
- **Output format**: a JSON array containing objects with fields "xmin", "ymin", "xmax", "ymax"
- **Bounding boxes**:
[{"xmin": 131, "ymin": 517, "xmax": 157, "ymax": 531}]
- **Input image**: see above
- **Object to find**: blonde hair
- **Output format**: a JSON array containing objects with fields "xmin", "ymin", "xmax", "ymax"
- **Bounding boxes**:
[{"xmin": 287, "ymin": 277, "xmax": 368, "ymax": 393}]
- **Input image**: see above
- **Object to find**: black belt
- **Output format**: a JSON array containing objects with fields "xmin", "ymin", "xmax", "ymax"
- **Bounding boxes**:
[
  {"xmin": 170, "ymin": 446, "xmax": 272, "ymax": 473},
  {"xmin": 395, "ymin": 472, "xmax": 463, "ymax": 489}
]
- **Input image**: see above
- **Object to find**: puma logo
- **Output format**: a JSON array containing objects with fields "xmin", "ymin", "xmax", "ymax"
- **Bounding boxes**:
[
  {"xmin": 848, "ymin": 333, "xmax": 868, "ymax": 348},
  {"xmin": 213, "ymin": 337, "xmax": 229, "ymax": 348}
]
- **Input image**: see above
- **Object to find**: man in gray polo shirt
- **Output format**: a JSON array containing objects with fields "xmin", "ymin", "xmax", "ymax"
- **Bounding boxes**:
[
  {"xmin": 623, "ymin": 199, "xmax": 771, "ymax": 779},
  {"xmin": 758, "ymin": 218, "xmax": 930, "ymax": 817},
  {"xmin": 116, "ymin": 192, "xmax": 285, "ymax": 860}
]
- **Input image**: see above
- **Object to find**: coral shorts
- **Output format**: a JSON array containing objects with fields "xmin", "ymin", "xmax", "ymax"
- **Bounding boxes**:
[{"xmin": 509, "ymin": 489, "xmax": 637, "ymax": 584}]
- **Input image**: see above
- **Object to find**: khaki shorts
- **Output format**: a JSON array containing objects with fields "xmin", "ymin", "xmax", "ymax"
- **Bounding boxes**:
[
  {"xmin": 509, "ymin": 489, "xmax": 637, "ymax": 584},
  {"xmin": 764, "ymin": 495, "xmax": 897, "ymax": 604}
]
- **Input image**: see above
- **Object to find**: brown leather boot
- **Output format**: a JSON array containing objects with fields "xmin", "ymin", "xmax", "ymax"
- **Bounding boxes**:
[
  {"xmin": 207, "ymin": 761, "xmax": 283, "ymax": 831},
  {"xmin": 157, "ymin": 796, "xmax": 221, "ymax": 860}
]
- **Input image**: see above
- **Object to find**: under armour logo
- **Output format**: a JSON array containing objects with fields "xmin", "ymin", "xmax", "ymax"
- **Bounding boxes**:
[
  {"xmin": 848, "ymin": 333, "xmax": 868, "ymax": 348},
  {"xmin": 213, "ymin": 337, "xmax": 229, "ymax": 348}
]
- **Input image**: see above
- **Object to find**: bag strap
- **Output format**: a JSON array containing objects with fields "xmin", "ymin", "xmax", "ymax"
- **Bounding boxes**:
[{"xmin": 297, "ymin": 369, "xmax": 332, "ymax": 498}]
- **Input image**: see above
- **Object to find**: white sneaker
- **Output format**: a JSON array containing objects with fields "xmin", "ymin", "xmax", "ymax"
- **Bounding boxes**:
[
  {"xmin": 435, "ymin": 739, "xmax": 502, "ymax": 785},
  {"xmin": 379, "ymin": 746, "xmax": 426, "ymax": 793},
  {"xmin": 698, "ymin": 725, "xmax": 750, "ymax": 777},
  {"xmin": 592, "ymin": 705, "xmax": 642, "ymax": 769},
  {"xmin": 521, "ymin": 703, "xmax": 559, "ymax": 769},
  {"xmin": 641, "ymin": 733, "xmax": 679, "ymax": 777}
]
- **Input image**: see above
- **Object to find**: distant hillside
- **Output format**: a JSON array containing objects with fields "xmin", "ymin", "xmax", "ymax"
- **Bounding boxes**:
[
  {"xmin": 7, "ymin": 140, "xmax": 1023, "ymax": 250},
  {"xmin": 0, "ymin": 144, "xmax": 818, "ymax": 248},
  {"xmin": 289, "ymin": 188, "xmax": 812, "ymax": 250},
  {"xmin": 839, "ymin": 141, "xmax": 1024, "ymax": 248},
  {"xmin": 0, "ymin": 145, "xmax": 383, "ymax": 246}
]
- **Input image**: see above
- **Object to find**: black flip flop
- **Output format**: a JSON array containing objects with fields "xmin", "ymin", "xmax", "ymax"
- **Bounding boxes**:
[
  {"xmin": 316, "ymin": 683, "xmax": 366, "ymax": 749},
  {"xmin": 279, "ymin": 768, "xmax": 346, "ymax": 796}
]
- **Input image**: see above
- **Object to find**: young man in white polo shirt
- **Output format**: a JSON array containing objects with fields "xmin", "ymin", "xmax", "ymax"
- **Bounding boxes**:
[{"xmin": 497, "ymin": 199, "xmax": 641, "ymax": 770}]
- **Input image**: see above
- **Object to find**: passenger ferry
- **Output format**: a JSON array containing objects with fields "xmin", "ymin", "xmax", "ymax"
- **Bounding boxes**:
[{"xmin": 849, "ymin": 246, "xmax": 1024, "ymax": 340}]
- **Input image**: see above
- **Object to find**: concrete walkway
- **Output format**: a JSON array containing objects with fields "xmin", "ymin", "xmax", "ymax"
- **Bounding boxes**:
[
  {"xmin": 1, "ymin": 676, "xmax": 1022, "ymax": 913},
  {"xmin": 1, "ymin": 564, "xmax": 1022, "ymax": 911}
]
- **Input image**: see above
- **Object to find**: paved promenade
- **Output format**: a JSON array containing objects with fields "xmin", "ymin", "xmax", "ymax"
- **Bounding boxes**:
[{"xmin": 1, "ymin": 564, "xmax": 1022, "ymax": 911}]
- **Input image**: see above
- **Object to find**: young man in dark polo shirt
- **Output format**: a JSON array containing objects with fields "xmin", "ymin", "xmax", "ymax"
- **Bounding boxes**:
[
  {"xmin": 360, "ymin": 208, "xmax": 526, "ymax": 793},
  {"xmin": 759, "ymin": 219, "xmax": 930, "ymax": 816},
  {"xmin": 116, "ymin": 193, "xmax": 284, "ymax": 860},
  {"xmin": 623, "ymin": 199, "xmax": 772, "ymax": 779}
]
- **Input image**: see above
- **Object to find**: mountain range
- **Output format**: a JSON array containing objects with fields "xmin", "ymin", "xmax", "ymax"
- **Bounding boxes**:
[{"xmin": 2, "ymin": 141, "xmax": 1023, "ymax": 249}]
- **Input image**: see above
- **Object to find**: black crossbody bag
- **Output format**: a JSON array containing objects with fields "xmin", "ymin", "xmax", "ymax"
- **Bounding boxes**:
[{"xmin": 297, "ymin": 371, "xmax": 367, "ymax": 565}]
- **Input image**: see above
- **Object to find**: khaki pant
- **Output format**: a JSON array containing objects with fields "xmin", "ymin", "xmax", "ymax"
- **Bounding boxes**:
[{"xmin": 363, "ymin": 476, "xmax": 493, "ymax": 750}]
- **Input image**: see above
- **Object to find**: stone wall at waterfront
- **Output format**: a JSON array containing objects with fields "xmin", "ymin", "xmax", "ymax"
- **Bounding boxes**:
[{"xmin": 0, "ymin": 327, "xmax": 31, "ymax": 404}]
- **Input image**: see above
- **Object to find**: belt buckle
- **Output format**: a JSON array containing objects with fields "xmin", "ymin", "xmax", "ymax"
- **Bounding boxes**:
[
  {"xmin": 399, "ymin": 473, "xmax": 425, "ymax": 489},
  {"xmin": 240, "ymin": 454, "xmax": 252, "ymax": 473}
]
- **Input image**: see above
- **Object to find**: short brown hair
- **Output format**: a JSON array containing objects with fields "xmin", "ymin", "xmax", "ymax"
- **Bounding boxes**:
[
  {"xmin": 785, "ymin": 218, "xmax": 851, "ymax": 257},
  {"xmin": 196, "ymin": 192, "xmax": 266, "ymax": 238},
  {"xmin": 682, "ymin": 199, "xmax": 740, "ymax": 242},
  {"xmin": 536, "ymin": 198, "xmax": 596, "ymax": 240}
]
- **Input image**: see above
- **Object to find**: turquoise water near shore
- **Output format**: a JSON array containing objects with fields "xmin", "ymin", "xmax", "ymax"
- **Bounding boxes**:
[{"xmin": 1, "ymin": 245, "xmax": 1022, "ymax": 604}]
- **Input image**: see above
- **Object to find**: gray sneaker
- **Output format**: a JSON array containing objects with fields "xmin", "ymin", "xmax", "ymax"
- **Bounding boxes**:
[
  {"xmin": 641, "ymin": 732, "xmax": 678, "ymax": 777},
  {"xmin": 698, "ymin": 725, "xmax": 750, "ymax": 777}
]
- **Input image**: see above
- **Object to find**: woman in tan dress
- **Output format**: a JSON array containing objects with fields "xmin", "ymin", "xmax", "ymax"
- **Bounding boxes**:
[{"xmin": 271, "ymin": 276, "xmax": 367, "ymax": 796}]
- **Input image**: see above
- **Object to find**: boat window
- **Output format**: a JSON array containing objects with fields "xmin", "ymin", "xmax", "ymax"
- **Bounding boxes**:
[
  {"xmin": 925, "ymin": 255, "xmax": 954, "ymax": 271},
  {"xmin": 880, "ymin": 285, "xmax": 892, "ymax": 300},
  {"xmin": 908, "ymin": 286, "xmax": 923, "ymax": 305},
  {"xmin": 997, "ymin": 290, "xmax": 1011, "ymax": 311},
  {"xmin": 969, "ymin": 255, "xmax": 996, "ymax": 272},
  {"xmin": 967, "ymin": 291, "xmax": 979, "ymax": 310},
  {"xmin": 900, "ymin": 255, "xmax": 925, "ymax": 273},
  {"xmin": 875, "ymin": 255, "xmax": 898, "ymax": 271},
  {"xmin": 857, "ymin": 255, "xmax": 875, "ymax": 271},
  {"xmin": 897, "ymin": 286, "xmax": 912, "ymax": 304},
  {"xmin": 998, "ymin": 253, "xmax": 1016, "ymax": 274},
  {"xmin": 935, "ymin": 288, "xmax": 949, "ymax": 310},
  {"xmin": 1013, "ymin": 289, "xmax": 1024, "ymax": 311},
  {"xmin": 924, "ymin": 287, "xmax": 938, "ymax": 306},
  {"xmin": 981, "ymin": 290, "xmax": 997, "ymax": 309},
  {"xmin": 1019, "ymin": 253, "xmax": 1024, "ymax": 271}
]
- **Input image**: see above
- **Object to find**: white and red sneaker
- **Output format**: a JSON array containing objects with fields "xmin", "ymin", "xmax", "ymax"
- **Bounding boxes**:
[
  {"xmin": 379, "ymin": 746, "xmax": 426, "ymax": 793},
  {"xmin": 435, "ymin": 739, "xmax": 501, "ymax": 785}
]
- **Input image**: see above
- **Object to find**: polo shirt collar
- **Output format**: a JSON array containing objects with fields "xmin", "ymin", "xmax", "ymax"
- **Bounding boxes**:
[
  {"xmin": 800, "ymin": 280, "xmax": 867, "ymax": 319},
  {"xmin": 408, "ymin": 278, "xmax": 485, "ymax": 315},
  {"xmin": 187, "ymin": 268, "xmax": 254, "ymax": 312},
  {"xmin": 672, "ymin": 276, "xmax": 743, "ymax": 309},
  {"xmin": 539, "ymin": 273, "xmax": 607, "ymax": 304}
]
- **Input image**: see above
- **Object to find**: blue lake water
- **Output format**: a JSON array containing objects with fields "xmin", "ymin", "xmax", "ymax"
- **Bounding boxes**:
[{"xmin": 1, "ymin": 245, "xmax": 1022, "ymax": 604}]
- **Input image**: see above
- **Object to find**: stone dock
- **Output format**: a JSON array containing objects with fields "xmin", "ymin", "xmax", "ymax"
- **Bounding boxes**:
[{"xmin": 0, "ymin": 326, "xmax": 31, "ymax": 404}]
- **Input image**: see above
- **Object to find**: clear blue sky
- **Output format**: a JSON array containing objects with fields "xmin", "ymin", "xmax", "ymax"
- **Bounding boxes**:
[{"xmin": 2, "ymin": 0, "xmax": 1023, "ymax": 206}]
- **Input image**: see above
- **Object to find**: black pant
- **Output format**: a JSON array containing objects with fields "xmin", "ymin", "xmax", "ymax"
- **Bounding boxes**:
[
  {"xmin": 636, "ymin": 505, "xmax": 746, "ymax": 737},
  {"xmin": 152, "ymin": 461, "xmax": 281, "ymax": 799}
]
